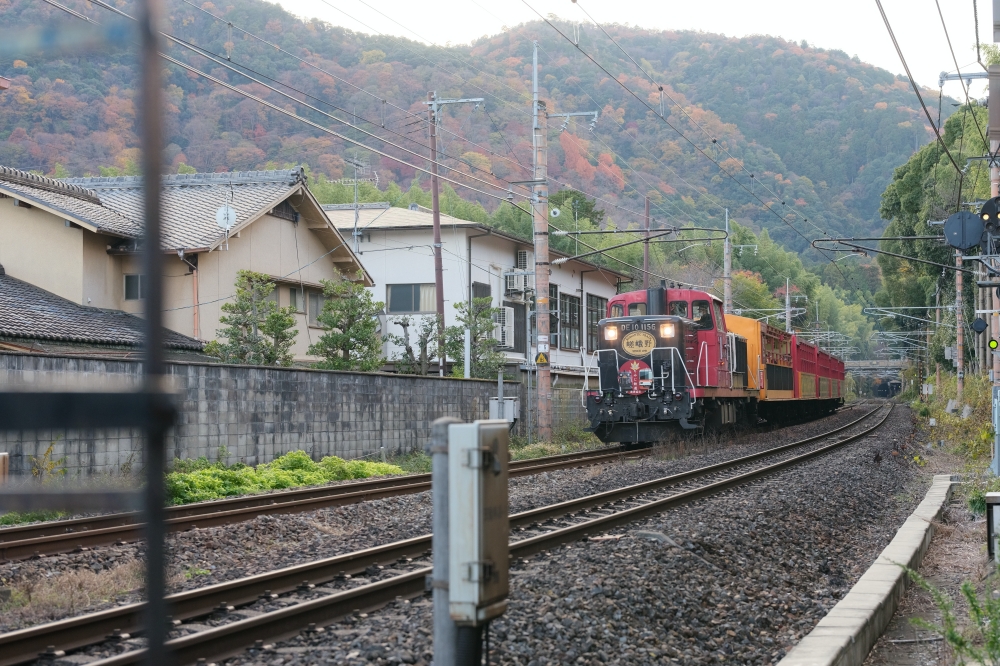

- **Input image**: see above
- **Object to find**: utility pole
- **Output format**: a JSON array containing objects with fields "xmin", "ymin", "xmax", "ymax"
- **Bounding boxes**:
[
  {"xmin": 532, "ymin": 41, "xmax": 553, "ymax": 443},
  {"xmin": 425, "ymin": 92, "xmax": 484, "ymax": 377},
  {"xmin": 990, "ymin": 60, "xmax": 1000, "ymax": 384},
  {"xmin": 785, "ymin": 277, "xmax": 791, "ymax": 334},
  {"xmin": 957, "ymin": 249, "xmax": 964, "ymax": 404},
  {"xmin": 643, "ymin": 196, "xmax": 650, "ymax": 289},
  {"xmin": 724, "ymin": 209, "xmax": 732, "ymax": 314}
]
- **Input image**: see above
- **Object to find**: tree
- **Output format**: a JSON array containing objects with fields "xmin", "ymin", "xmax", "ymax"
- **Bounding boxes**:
[
  {"xmin": 308, "ymin": 273, "xmax": 385, "ymax": 372},
  {"xmin": 205, "ymin": 270, "xmax": 297, "ymax": 366},
  {"xmin": 386, "ymin": 315, "xmax": 438, "ymax": 375},
  {"xmin": 548, "ymin": 189, "xmax": 606, "ymax": 227},
  {"xmin": 444, "ymin": 297, "xmax": 506, "ymax": 379}
]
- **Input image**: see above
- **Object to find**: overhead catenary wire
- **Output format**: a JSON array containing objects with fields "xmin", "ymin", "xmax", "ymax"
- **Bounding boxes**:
[
  {"xmin": 524, "ymin": 2, "xmax": 879, "ymax": 311},
  {"xmin": 875, "ymin": 0, "xmax": 964, "ymax": 204},
  {"xmin": 41, "ymin": 0, "xmax": 545, "ymax": 218}
]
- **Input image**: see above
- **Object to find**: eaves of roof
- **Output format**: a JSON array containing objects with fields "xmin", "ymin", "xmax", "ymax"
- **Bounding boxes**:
[{"xmin": 332, "ymin": 216, "xmax": 631, "ymax": 280}]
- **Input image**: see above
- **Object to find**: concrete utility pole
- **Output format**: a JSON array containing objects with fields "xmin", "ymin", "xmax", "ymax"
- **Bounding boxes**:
[
  {"xmin": 532, "ymin": 41, "xmax": 553, "ymax": 443},
  {"xmin": 957, "ymin": 249, "xmax": 964, "ymax": 404},
  {"xmin": 643, "ymin": 196, "xmax": 650, "ymax": 289},
  {"xmin": 723, "ymin": 209, "xmax": 733, "ymax": 314},
  {"xmin": 785, "ymin": 277, "xmax": 792, "ymax": 334},
  {"xmin": 425, "ymin": 93, "xmax": 484, "ymax": 377}
]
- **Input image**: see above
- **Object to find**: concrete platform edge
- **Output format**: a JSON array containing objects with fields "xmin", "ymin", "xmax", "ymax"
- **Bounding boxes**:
[{"xmin": 776, "ymin": 473, "xmax": 958, "ymax": 666}]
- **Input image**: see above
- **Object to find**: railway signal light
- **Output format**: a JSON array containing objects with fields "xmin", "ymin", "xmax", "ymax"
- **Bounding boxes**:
[
  {"xmin": 982, "ymin": 196, "xmax": 1000, "ymax": 234},
  {"xmin": 991, "ymin": 339, "xmax": 999, "ymax": 351}
]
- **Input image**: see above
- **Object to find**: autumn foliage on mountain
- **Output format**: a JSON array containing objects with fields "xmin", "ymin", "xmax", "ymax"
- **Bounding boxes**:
[{"xmin": 0, "ymin": 0, "xmax": 945, "ymax": 252}]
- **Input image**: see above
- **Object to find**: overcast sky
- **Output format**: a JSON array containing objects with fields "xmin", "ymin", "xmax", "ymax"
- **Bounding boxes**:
[{"xmin": 273, "ymin": 0, "xmax": 995, "ymax": 98}]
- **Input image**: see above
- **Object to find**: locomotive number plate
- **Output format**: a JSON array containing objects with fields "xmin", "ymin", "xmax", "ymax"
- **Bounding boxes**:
[{"xmin": 621, "ymin": 330, "xmax": 656, "ymax": 357}]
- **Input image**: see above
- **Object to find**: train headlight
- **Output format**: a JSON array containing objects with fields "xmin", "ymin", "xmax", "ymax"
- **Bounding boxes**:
[
  {"xmin": 604, "ymin": 326, "xmax": 618, "ymax": 341},
  {"xmin": 659, "ymin": 323, "xmax": 675, "ymax": 338}
]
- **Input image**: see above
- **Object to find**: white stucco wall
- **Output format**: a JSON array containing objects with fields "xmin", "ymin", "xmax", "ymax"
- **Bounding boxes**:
[
  {"xmin": 0, "ymin": 198, "xmax": 84, "ymax": 303},
  {"xmin": 352, "ymin": 224, "xmax": 621, "ymax": 374}
]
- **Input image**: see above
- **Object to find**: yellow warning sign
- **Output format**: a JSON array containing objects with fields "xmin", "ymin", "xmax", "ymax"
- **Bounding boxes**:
[{"xmin": 535, "ymin": 352, "xmax": 549, "ymax": 365}]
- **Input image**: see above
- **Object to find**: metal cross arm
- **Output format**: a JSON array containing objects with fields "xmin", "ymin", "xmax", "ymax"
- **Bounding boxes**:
[
  {"xmin": 939, "ymin": 70, "xmax": 988, "ymax": 88},
  {"xmin": 549, "ymin": 110, "xmax": 599, "ymax": 131},
  {"xmin": 811, "ymin": 239, "xmax": 976, "ymax": 274},
  {"xmin": 550, "ymin": 229, "xmax": 694, "ymax": 264},
  {"xmin": 423, "ymin": 96, "xmax": 486, "ymax": 116}
]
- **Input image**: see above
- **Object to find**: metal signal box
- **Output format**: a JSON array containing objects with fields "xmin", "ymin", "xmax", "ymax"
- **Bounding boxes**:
[{"xmin": 448, "ymin": 420, "xmax": 510, "ymax": 625}]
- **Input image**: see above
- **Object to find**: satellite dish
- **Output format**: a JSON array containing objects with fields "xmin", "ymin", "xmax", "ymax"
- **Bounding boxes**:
[
  {"xmin": 550, "ymin": 207, "xmax": 561, "ymax": 218},
  {"xmin": 216, "ymin": 205, "xmax": 237, "ymax": 231}
]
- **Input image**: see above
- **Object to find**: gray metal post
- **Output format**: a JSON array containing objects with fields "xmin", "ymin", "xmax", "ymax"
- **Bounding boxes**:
[
  {"xmin": 430, "ymin": 417, "xmax": 461, "ymax": 666},
  {"xmin": 464, "ymin": 329, "xmax": 471, "ymax": 379},
  {"xmin": 498, "ymin": 369, "xmax": 505, "ymax": 419}
]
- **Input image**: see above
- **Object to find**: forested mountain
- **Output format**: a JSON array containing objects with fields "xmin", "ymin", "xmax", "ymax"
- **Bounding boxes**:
[{"xmin": 0, "ymin": 0, "xmax": 946, "ymax": 254}]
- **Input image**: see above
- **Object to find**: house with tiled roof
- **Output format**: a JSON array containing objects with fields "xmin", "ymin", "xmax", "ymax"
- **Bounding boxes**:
[
  {"xmin": 0, "ymin": 264, "xmax": 209, "ymax": 360},
  {"xmin": 0, "ymin": 166, "xmax": 371, "ymax": 361}
]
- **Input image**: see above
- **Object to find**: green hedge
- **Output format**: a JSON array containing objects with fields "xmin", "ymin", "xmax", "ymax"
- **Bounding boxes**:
[{"xmin": 165, "ymin": 450, "xmax": 404, "ymax": 505}]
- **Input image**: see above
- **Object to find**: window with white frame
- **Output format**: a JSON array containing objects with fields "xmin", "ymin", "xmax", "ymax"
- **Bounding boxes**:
[{"xmin": 387, "ymin": 283, "xmax": 436, "ymax": 314}]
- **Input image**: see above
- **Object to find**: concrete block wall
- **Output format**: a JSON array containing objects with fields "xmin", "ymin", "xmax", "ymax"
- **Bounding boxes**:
[{"xmin": 0, "ymin": 352, "xmax": 524, "ymax": 477}]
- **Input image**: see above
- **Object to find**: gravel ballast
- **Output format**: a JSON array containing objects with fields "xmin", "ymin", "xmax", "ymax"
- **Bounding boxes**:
[
  {"xmin": 0, "ymin": 404, "xmax": 894, "ymax": 643},
  {"xmin": 197, "ymin": 404, "xmax": 925, "ymax": 666}
]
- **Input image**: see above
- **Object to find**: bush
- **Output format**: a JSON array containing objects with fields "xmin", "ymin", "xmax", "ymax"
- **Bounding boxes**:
[{"xmin": 165, "ymin": 450, "xmax": 404, "ymax": 504}]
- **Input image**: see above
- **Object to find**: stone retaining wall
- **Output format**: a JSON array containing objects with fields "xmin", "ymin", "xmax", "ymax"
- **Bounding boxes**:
[{"xmin": 0, "ymin": 352, "xmax": 524, "ymax": 477}]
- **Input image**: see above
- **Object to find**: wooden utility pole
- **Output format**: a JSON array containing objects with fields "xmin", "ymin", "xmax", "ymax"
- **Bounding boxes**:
[
  {"xmin": 723, "ymin": 209, "xmax": 733, "ymax": 313},
  {"xmin": 532, "ymin": 41, "xmax": 552, "ymax": 442},
  {"xmin": 424, "ymin": 93, "xmax": 482, "ymax": 376},
  {"xmin": 957, "ymin": 249, "xmax": 964, "ymax": 404},
  {"xmin": 643, "ymin": 196, "xmax": 650, "ymax": 289},
  {"xmin": 428, "ymin": 92, "xmax": 446, "ymax": 376}
]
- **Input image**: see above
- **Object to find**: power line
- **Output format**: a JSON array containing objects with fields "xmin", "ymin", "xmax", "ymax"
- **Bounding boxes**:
[
  {"xmin": 178, "ymin": 0, "xmax": 533, "ymax": 177},
  {"xmin": 570, "ymin": 0, "xmax": 833, "ymax": 243},
  {"xmin": 875, "ymin": 0, "xmax": 964, "ymax": 201}
]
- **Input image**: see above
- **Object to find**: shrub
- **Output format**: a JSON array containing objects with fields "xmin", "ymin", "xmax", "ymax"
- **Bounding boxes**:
[{"xmin": 165, "ymin": 450, "xmax": 404, "ymax": 504}]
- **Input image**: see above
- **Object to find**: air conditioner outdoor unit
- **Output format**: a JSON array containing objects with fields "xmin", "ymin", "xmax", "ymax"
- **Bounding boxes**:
[
  {"xmin": 493, "ymin": 306, "xmax": 515, "ymax": 349},
  {"xmin": 515, "ymin": 249, "xmax": 529, "ymax": 270},
  {"xmin": 505, "ymin": 273, "xmax": 523, "ymax": 295}
]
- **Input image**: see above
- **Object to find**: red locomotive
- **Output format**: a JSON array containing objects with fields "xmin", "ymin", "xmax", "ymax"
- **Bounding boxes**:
[{"xmin": 585, "ymin": 285, "xmax": 846, "ymax": 444}]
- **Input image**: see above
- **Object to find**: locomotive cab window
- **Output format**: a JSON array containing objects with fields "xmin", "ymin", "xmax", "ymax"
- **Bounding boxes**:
[
  {"xmin": 610, "ymin": 303, "xmax": 624, "ymax": 318},
  {"xmin": 668, "ymin": 301, "xmax": 688, "ymax": 317},
  {"xmin": 692, "ymin": 300, "xmax": 713, "ymax": 329},
  {"xmin": 628, "ymin": 302, "xmax": 646, "ymax": 316}
]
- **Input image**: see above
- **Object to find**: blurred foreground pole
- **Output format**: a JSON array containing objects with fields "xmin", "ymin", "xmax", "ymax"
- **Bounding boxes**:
[
  {"xmin": 138, "ymin": 0, "xmax": 168, "ymax": 663},
  {"xmin": 430, "ymin": 418, "xmax": 460, "ymax": 666}
]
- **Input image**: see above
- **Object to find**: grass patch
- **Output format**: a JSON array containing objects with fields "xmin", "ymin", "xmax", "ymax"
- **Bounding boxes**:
[
  {"xmin": 166, "ymin": 450, "xmax": 404, "ymax": 505},
  {"xmin": 0, "ymin": 558, "xmax": 145, "ymax": 627},
  {"xmin": 915, "ymin": 374, "xmax": 997, "ymax": 514},
  {"xmin": 0, "ymin": 510, "xmax": 64, "ymax": 527}
]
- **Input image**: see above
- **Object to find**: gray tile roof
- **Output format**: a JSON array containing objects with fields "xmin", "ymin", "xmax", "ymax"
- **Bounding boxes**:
[
  {"xmin": 0, "ymin": 165, "xmax": 312, "ymax": 251},
  {"xmin": 0, "ymin": 166, "xmax": 139, "ymax": 237},
  {"xmin": 62, "ymin": 169, "xmax": 307, "ymax": 251},
  {"xmin": 0, "ymin": 265, "xmax": 204, "ymax": 350}
]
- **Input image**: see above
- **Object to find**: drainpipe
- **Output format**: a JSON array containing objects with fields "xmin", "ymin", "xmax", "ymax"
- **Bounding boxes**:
[
  {"xmin": 178, "ymin": 249, "xmax": 199, "ymax": 338},
  {"xmin": 579, "ymin": 269, "xmax": 596, "ymax": 369}
]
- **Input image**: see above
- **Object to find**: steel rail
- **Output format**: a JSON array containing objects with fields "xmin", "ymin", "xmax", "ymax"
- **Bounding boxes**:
[
  {"xmin": 0, "ymin": 403, "xmax": 883, "ymax": 666},
  {"xmin": 77, "ymin": 402, "xmax": 893, "ymax": 666},
  {"xmin": 0, "ymin": 446, "xmax": 647, "ymax": 561}
]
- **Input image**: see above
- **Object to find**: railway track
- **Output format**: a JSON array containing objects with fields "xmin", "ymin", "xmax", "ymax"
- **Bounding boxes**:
[
  {"xmin": 0, "ymin": 445, "xmax": 649, "ymax": 562},
  {"xmin": 0, "ymin": 402, "xmax": 890, "ymax": 666}
]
